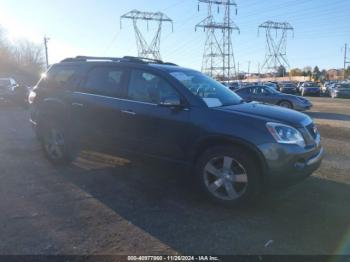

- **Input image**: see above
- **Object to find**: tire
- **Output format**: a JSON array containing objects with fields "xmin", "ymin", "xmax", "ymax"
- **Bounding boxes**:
[
  {"xmin": 40, "ymin": 118, "xmax": 78, "ymax": 165},
  {"xmin": 195, "ymin": 146, "xmax": 262, "ymax": 206},
  {"xmin": 278, "ymin": 100, "xmax": 293, "ymax": 109}
]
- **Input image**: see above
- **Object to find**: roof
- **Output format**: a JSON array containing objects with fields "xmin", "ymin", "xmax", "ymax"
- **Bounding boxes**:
[{"xmin": 60, "ymin": 56, "xmax": 178, "ymax": 67}]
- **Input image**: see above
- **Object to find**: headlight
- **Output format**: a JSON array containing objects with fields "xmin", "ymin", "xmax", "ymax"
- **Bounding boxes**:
[
  {"xmin": 28, "ymin": 91, "xmax": 37, "ymax": 104},
  {"xmin": 266, "ymin": 122, "xmax": 305, "ymax": 147},
  {"xmin": 296, "ymin": 97, "xmax": 307, "ymax": 103}
]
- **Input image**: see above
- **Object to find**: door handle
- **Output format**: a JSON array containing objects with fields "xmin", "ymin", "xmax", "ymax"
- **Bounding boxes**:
[
  {"xmin": 121, "ymin": 110, "xmax": 136, "ymax": 116},
  {"xmin": 72, "ymin": 103, "xmax": 84, "ymax": 107}
]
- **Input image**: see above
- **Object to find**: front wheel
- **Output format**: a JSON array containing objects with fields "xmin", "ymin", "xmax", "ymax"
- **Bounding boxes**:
[
  {"xmin": 195, "ymin": 146, "xmax": 261, "ymax": 206},
  {"xmin": 279, "ymin": 100, "xmax": 293, "ymax": 109},
  {"xmin": 41, "ymin": 121, "xmax": 78, "ymax": 165}
]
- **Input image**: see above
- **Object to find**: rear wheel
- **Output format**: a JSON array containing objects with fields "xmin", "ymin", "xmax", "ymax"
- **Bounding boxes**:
[
  {"xmin": 279, "ymin": 100, "xmax": 293, "ymax": 109},
  {"xmin": 195, "ymin": 146, "xmax": 261, "ymax": 206},
  {"xmin": 41, "ymin": 120, "xmax": 78, "ymax": 165}
]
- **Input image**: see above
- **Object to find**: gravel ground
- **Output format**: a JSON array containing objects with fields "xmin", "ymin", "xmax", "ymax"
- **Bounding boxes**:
[{"xmin": 0, "ymin": 97, "xmax": 350, "ymax": 255}]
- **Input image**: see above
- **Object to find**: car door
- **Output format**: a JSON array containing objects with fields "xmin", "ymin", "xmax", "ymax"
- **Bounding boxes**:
[
  {"xmin": 236, "ymin": 87, "xmax": 252, "ymax": 101},
  {"xmin": 251, "ymin": 86, "xmax": 275, "ymax": 104},
  {"xmin": 119, "ymin": 68, "xmax": 192, "ymax": 161},
  {"xmin": 71, "ymin": 65, "xmax": 129, "ymax": 152}
]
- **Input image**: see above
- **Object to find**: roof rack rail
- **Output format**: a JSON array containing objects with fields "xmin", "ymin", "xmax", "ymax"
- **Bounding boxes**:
[
  {"xmin": 60, "ymin": 55, "xmax": 178, "ymax": 66},
  {"xmin": 61, "ymin": 56, "xmax": 125, "ymax": 63},
  {"xmin": 122, "ymin": 56, "xmax": 163, "ymax": 64}
]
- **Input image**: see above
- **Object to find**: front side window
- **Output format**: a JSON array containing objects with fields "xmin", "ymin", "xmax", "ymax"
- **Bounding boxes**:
[
  {"xmin": 83, "ymin": 67, "xmax": 125, "ymax": 97},
  {"xmin": 169, "ymin": 69, "xmax": 242, "ymax": 108},
  {"xmin": 128, "ymin": 70, "xmax": 180, "ymax": 104},
  {"xmin": 40, "ymin": 65, "xmax": 78, "ymax": 89}
]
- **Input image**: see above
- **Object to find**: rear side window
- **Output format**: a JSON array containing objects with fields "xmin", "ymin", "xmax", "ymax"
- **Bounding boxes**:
[
  {"xmin": 128, "ymin": 70, "xmax": 179, "ymax": 104},
  {"xmin": 39, "ymin": 65, "xmax": 79, "ymax": 89},
  {"xmin": 252, "ymin": 86, "xmax": 268, "ymax": 94},
  {"xmin": 82, "ymin": 66, "xmax": 126, "ymax": 97},
  {"xmin": 237, "ymin": 88, "xmax": 251, "ymax": 95}
]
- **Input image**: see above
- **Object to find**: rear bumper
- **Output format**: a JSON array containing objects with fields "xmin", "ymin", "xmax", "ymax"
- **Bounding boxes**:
[{"xmin": 258, "ymin": 142, "xmax": 324, "ymax": 188}]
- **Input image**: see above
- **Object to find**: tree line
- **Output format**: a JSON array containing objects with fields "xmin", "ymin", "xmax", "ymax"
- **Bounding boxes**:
[
  {"xmin": 277, "ymin": 65, "xmax": 350, "ymax": 81},
  {"xmin": 0, "ymin": 27, "xmax": 44, "ymax": 86}
]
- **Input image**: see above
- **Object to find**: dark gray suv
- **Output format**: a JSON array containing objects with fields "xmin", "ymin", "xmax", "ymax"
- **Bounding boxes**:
[{"xmin": 29, "ymin": 56, "xmax": 324, "ymax": 206}]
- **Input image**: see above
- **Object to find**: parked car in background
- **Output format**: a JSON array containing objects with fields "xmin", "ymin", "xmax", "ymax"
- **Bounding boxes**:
[
  {"xmin": 235, "ymin": 85, "xmax": 312, "ymax": 111},
  {"xmin": 29, "ymin": 55, "xmax": 323, "ymax": 206},
  {"xmin": 322, "ymin": 81, "xmax": 335, "ymax": 96},
  {"xmin": 264, "ymin": 82, "xmax": 278, "ymax": 90},
  {"xmin": 330, "ymin": 83, "xmax": 350, "ymax": 98},
  {"xmin": 13, "ymin": 84, "xmax": 31, "ymax": 107},
  {"xmin": 269, "ymin": 81, "xmax": 282, "ymax": 91},
  {"xmin": 280, "ymin": 83, "xmax": 297, "ymax": 94},
  {"xmin": 228, "ymin": 81, "xmax": 242, "ymax": 91},
  {"xmin": 300, "ymin": 82, "xmax": 321, "ymax": 96},
  {"xmin": 297, "ymin": 82, "xmax": 305, "ymax": 93},
  {"xmin": 0, "ymin": 78, "xmax": 18, "ymax": 102}
]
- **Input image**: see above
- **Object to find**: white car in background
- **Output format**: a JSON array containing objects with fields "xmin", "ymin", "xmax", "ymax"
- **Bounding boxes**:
[{"xmin": 0, "ymin": 78, "xmax": 18, "ymax": 101}]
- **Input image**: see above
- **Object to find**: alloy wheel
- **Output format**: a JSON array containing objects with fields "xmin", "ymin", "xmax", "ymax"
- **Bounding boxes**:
[
  {"xmin": 203, "ymin": 156, "xmax": 248, "ymax": 201},
  {"xmin": 44, "ymin": 128, "xmax": 65, "ymax": 160},
  {"xmin": 280, "ymin": 101, "xmax": 292, "ymax": 108}
]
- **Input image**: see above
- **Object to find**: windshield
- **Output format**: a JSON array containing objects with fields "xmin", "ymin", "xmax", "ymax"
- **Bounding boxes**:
[
  {"xmin": 284, "ymin": 84, "xmax": 295, "ymax": 88},
  {"xmin": 304, "ymin": 83, "xmax": 320, "ymax": 88},
  {"xmin": 0, "ymin": 79, "xmax": 11, "ymax": 87},
  {"xmin": 169, "ymin": 70, "xmax": 243, "ymax": 107},
  {"xmin": 265, "ymin": 86, "xmax": 280, "ymax": 94},
  {"xmin": 337, "ymin": 84, "xmax": 350, "ymax": 89}
]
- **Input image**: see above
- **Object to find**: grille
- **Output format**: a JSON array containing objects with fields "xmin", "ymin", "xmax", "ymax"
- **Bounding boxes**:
[{"xmin": 306, "ymin": 123, "xmax": 318, "ymax": 139}]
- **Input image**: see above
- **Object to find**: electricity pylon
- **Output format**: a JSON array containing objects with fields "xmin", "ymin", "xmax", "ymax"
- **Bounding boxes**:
[
  {"xmin": 196, "ymin": 0, "xmax": 240, "ymax": 81},
  {"xmin": 121, "ymin": 10, "xmax": 173, "ymax": 60},
  {"xmin": 258, "ymin": 21, "xmax": 294, "ymax": 74}
]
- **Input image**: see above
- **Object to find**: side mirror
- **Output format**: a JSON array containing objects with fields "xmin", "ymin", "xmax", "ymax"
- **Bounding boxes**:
[{"xmin": 159, "ymin": 96, "xmax": 183, "ymax": 107}]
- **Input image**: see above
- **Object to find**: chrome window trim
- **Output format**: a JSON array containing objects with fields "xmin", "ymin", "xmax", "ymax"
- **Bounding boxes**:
[{"xmin": 73, "ymin": 92, "xmax": 157, "ymax": 106}]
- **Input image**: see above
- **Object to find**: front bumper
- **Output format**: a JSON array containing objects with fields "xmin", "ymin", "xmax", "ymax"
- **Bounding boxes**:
[
  {"xmin": 258, "ymin": 142, "xmax": 324, "ymax": 188},
  {"xmin": 294, "ymin": 102, "xmax": 313, "ymax": 111},
  {"xmin": 334, "ymin": 92, "xmax": 350, "ymax": 98},
  {"xmin": 303, "ymin": 89, "xmax": 321, "ymax": 95}
]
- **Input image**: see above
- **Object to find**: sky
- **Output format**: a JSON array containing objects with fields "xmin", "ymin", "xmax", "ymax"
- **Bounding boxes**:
[{"xmin": 0, "ymin": 0, "xmax": 349, "ymax": 73}]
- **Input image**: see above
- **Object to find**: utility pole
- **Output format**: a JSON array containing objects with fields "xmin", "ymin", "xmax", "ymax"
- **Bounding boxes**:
[
  {"xmin": 343, "ymin": 43, "xmax": 350, "ymax": 80},
  {"xmin": 196, "ymin": 0, "xmax": 240, "ymax": 81},
  {"xmin": 44, "ymin": 36, "xmax": 50, "ymax": 70},
  {"xmin": 247, "ymin": 60, "xmax": 251, "ymax": 76},
  {"xmin": 120, "ymin": 10, "xmax": 173, "ymax": 60},
  {"xmin": 258, "ymin": 21, "xmax": 294, "ymax": 75}
]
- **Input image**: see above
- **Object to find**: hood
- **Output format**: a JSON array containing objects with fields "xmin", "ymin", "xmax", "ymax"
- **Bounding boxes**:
[{"xmin": 215, "ymin": 102, "xmax": 312, "ymax": 128}]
